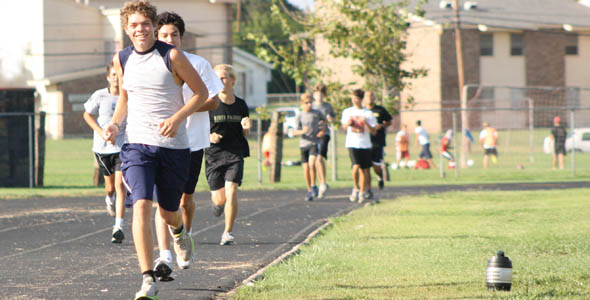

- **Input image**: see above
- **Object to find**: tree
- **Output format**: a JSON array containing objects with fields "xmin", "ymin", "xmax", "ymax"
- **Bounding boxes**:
[{"xmin": 313, "ymin": 0, "xmax": 427, "ymax": 113}]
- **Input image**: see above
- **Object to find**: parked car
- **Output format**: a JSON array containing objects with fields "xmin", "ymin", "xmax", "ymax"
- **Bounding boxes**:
[
  {"xmin": 565, "ymin": 128, "xmax": 590, "ymax": 152},
  {"xmin": 274, "ymin": 106, "xmax": 300, "ymax": 138}
]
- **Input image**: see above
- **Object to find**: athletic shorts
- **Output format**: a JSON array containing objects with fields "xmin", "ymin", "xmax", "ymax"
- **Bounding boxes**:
[
  {"xmin": 206, "ymin": 159, "xmax": 244, "ymax": 191},
  {"xmin": 441, "ymin": 151, "xmax": 454, "ymax": 161},
  {"xmin": 95, "ymin": 152, "xmax": 121, "ymax": 176},
  {"xmin": 554, "ymin": 144, "xmax": 566, "ymax": 155},
  {"xmin": 419, "ymin": 143, "xmax": 433, "ymax": 159},
  {"xmin": 371, "ymin": 146, "xmax": 384, "ymax": 165},
  {"xmin": 317, "ymin": 135, "xmax": 330, "ymax": 158},
  {"xmin": 348, "ymin": 148, "xmax": 372, "ymax": 169},
  {"xmin": 120, "ymin": 143, "xmax": 190, "ymax": 212},
  {"xmin": 397, "ymin": 150, "xmax": 409, "ymax": 161},
  {"xmin": 484, "ymin": 148, "xmax": 498, "ymax": 156},
  {"xmin": 300, "ymin": 145, "xmax": 318, "ymax": 163},
  {"xmin": 183, "ymin": 149, "xmax": 204, "ymax": 195}
]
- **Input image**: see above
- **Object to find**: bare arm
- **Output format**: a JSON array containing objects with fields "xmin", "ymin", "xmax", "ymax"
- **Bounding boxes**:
[
  {"xmin": 195, "ymin": 95, "xmax": 220, "ymax": 112},
  {"xmin": 83, "ymin": 112, "xmax": 106, "ymax": 139},
  {"xmin": 104, "ymin": 53, "xmax": 128, "ymax": 144},
  {"xmin": 159, "ymin": 48, "xmax": 209, "ymax": 137}
]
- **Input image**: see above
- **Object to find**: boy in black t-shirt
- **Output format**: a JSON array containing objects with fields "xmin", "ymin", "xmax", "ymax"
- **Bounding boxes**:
[
  {"xmin": 206, "ymin": 64, "xmax": 251, "ymax": 245},
  {"xmin": 363, "ymin": 91, "xmax": 392, "ymax": 191}
]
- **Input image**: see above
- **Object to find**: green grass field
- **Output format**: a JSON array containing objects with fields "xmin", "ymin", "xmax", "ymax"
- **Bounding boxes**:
[
  {"xmin": 234, "ymin": 189, "xmax": 590, "ymax": 299},
  {"xmin": 1, "ymin": 127, "xmax": 589, "ymax": 199}
]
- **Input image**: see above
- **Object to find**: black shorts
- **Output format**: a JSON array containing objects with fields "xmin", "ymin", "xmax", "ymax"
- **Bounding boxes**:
[
  {"xmin": 419, "ymin": 144, "xmax": 433, "ymax": 159},
  {"xmin": 317, "ymin": 135, "xmax": 330, "ymax": 158},
  {"xmin": 95, "ymin": 152, "xmax": 122, "ymax": 176},
  {"xmin": 300, "ymin": 145, "xmax": 318, "ymax": 163},
  {"xmin": 484, "ymin": 148, "xmax": 498, "ymax": 156},
  {"xmin": 348, "ymin": 148, "xmax": 372, "ymax": 169},
  {"xmin": 206, "ymin": 159, "xmax": 244, "ymax": 191},
  {"xmin": 371, "ymin": 146, "xmax": 384, "ymax": 165},
  {"xmin": 183, "ymin": 149, "xmax": 204, "ymax": 194},
  {"xmin": 554, "ymin": 144, "xmax": 566, "ymax": 155}
]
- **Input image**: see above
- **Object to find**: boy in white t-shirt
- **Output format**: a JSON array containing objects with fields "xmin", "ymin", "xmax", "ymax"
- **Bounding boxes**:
[
  {"xmin": 414, "ymin": 120, "xmax": 436, "ymax": 169},
  {"xmin": 341, "ymin": 89, "xmax": 377, "ymax": 203}
]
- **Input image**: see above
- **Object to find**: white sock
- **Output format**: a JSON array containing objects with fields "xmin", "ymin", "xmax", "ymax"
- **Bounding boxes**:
[
  {"xmin": 160, "ymin": 250, "xmax": 173, "ymax": 262},
  {"xmin": 114, "ymin": 218, "xmax": 124, "ymax": 229}
]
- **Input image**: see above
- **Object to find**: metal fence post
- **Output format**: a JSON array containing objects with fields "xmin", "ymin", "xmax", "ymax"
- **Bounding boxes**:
[
  {"xmin": 257, "ymin": 116, "xmax": 262, "ymax": 184},
  {"xmin": 528, "ymin": 98, "xmax": 534, "ymax": 163},
  {"xmin": 452, "ymin": 111, "xmax": 458, "ymax": 177},
  {"xmin": 571, "ymin": 110, "xmax": 575, "ymax": 177},
  {"xmin": 28, "ymin": 114, "xmax": 34, "ymax": 188}
]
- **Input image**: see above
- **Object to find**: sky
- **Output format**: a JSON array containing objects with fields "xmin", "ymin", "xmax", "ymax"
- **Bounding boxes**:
[{"xmin": 287, "ymin": 0, "xmax": 315, "ymax": 11}]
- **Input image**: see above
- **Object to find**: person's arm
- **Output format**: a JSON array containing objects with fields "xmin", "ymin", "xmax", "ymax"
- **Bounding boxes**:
[
  {"xmin": 365, "ymin": 118, "xmax": 377, "ymax": 135},
  {"xmin": 241, "ymin": 116, "xmax": 251, "ymax": 137},
  {"xmin": 83, "ymin": 112, "xmax": 105, "ymax": 139},
  {"xmin": 104, "ymin": 54, "xmax": 128, "ymax": 144},
  {"xmin": 196, "ymin": 95, "xmax": 220, "ymax": 112},
  {"xmin": 159, "ymin": 48, "xmax": 208, "ymax": 138}
]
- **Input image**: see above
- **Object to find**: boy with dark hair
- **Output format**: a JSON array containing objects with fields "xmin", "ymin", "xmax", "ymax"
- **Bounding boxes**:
[
  {"xmin": 363, "ymin": 91, "xmax": 392, "ymax": 191},
  {"xmin": 312, "ymin": 82, "xmax": 336, "ymax": 198},
  {"xmin": 551, "ymin": 116, "xmax": 567, "ymax": 170},
  {"xmin": 295, "ymin": 93, "xmax": 326, "ymax": 201},
  {"xmin": 415, "ymin": 120, "xmax": 436, "ymax": 169},
  {"xmin": 104, "ymin": 1, "xmax": 209, "ymax": 298},
  {"xmin": 83, "ymin": 62, "xmax": 127, "ymax": 243},
  {"xmin": 152, "ymin": 11, "xmax": 223, "ymax": 280},
  {"xmin": 341, "ymin": 89, "xmax": 377, "ymax": 203}
]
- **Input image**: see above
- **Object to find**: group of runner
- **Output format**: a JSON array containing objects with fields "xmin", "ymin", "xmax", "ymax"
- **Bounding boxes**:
[{"xmin": 82, "ymin": 1, "xmax": 249, "ymax": 299}]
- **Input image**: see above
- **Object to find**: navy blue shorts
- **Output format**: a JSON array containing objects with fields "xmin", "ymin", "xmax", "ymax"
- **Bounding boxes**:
[
  {"xmin": 419, "ymin": 143, "xmax": 433, "ymax": 159},
  {"xmin": 120, "ymin": 143, "xmax": 190, "ymax": 212},
  {"xmin": 184, "ymin": 149, "xmax": 204, "ymax": 195}
]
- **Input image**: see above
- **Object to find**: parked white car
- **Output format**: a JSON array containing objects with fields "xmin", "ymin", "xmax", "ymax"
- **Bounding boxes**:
[
  {"xmin": 274, "ymin": 106, "xmax": 300, "ymax": 138},
  {"xmin": 565, "ymin": 128, "xmax": 590, "ymax": 152}
]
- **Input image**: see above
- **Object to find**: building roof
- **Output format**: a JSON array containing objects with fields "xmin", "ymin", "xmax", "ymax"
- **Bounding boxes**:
[{"xmin": 407, "ymin": 0, "xmax": 590, "ymax": 31}]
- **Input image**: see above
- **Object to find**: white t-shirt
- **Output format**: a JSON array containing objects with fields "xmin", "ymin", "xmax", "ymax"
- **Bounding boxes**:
[
  {"xmin": 83, "ymin": 88, "xmax": 126, "ymax": 154},
  {"xmin": 183, "ymin": 52, "xmax": 224, "ymax": 151},
  {"xmin": 415, "ymin": 126, "xmax": 429, "ymax": 145},
  {"xmin": 340, "ymin": 106, "xmax": 377, "ymax": 149}
]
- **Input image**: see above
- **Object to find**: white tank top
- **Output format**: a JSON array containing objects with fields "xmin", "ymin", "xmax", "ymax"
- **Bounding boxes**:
[{"xmin": 120, "ymin": 40, "xmax": 188, "ymax": 149}]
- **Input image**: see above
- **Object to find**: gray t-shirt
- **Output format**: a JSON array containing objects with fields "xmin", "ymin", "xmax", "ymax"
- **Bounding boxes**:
[
  {"xmin": 295, "ymin": 109, "xmax": 326, "ymax": 148},
  {"xmin": 312, "ymin": 101, "xmax": 335, "ymax": 136},
  {"xmin": 83, "ymin": 88, "xmax": 126, "ymax": 154}
]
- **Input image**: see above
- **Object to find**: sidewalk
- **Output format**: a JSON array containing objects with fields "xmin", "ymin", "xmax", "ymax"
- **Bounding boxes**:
[{"xmin": 0, "ymin": 181, "xmax": 586, "ymax": 299}]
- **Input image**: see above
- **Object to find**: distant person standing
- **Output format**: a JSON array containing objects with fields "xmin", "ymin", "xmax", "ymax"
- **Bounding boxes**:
[
  {"xmin": 363, "ymin": 91, "xmax": 392, "ymax": 190},
  {"xmin": 551, "ymin": 116, "xmax": 567, "ymax": 170},
  {"xmin": 207, "ymin": 64, "xmax": 251, "ymax": 246},
  {"xmin": 439, "ymin": 129, "xmax": 455, "ymax": 169},
  {"xmin": 312, "ymin": 82, "xmax": 336, "ymax": 199},
  {"xmin": 415, "ymin": 120, "xmax": 436, "ymax": 169},
  {"xmin": 295, "ymin": 93, "xmax": 326, "ymax": 201},
  {"xmin": 479, "ymin": 122, "xmax": 498, "ymax": 168},
  {"xmin": 395, "ymin": 124, "xmax": 410, "ymax": 168},
  {"xmin": 83, "ymin": 62, "xmax": 127, "ymax": 244},
  {"xmin": 341, "ymin": 89, "xmax": 377, "ymax": 203}
]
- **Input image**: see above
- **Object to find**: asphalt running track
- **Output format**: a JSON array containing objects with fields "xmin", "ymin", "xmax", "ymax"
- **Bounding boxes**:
[{"xmin": 0, "ymin": 181, "xmax": 587, "ymax": 300}]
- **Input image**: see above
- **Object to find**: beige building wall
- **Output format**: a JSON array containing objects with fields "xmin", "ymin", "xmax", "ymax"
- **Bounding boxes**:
[
  {"xmin": 401, "ymin": 26, "xmax": 442, "ymax": 134},
  {"xmin": 565, "ymin": 34, "xmax": 590, "ymax": 89},
  {"xmin": 315, "ymin": 35, "xmax": 365, "ymax": 88},
  {"xmin": 480, "ymin": 32, "xmax": 526, "ymax": 87}
]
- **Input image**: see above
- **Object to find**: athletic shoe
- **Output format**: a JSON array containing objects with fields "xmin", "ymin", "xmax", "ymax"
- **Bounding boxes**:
[
  {"xmin": 349, "ymin": 189, "xmax": 359, "ymax": 202},
  {"xmin": 212, "ymin": 203, "xmax": 225, "ymax": 217},
  {"xmin": 220, "ymin": 232, "xmax": 234, "ymax": 245},
  {"xmin": 134, "ymin": 275, "xmax": 158, "ymax": 300},
  {"xmin": 111, "ymin": 226, "xmax": 124, "ymax": 244},
  {"xmin": 318, "ymin": 183, "xmax": 328, "ymax": 199},
  {"xmin": 378, "ymin": 179, "xmax": 384, "ymax": 190},
  {"xmin": 366, "ymin": 190, "xmax": 374, "ymax": 200},
  {"xmin": 305, "ymin": 191, "xmax": 314, "ymax": 202},
  {"xmin": 360, "ymin": 191, "xmax": 374, "ymax": 203},
  {"xmin": 105, "ymin": 195, "xmax": 116, "ymax": 217},
  {"xmin": 311, "ymin": 186, "xmax": 319, "ymax": 197},
  {"xmin": 171, "ymin": 227, "xmax": 194, "ymax": 269},
  {"xmin": 154, "ymin": 257, "xmax": 174, "ymax": 282}
]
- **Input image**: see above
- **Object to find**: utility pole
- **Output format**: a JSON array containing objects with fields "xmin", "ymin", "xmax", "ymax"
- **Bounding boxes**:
[{"xmin": 452, "ymin": 0, "xmax": 468, "ymax": 168}]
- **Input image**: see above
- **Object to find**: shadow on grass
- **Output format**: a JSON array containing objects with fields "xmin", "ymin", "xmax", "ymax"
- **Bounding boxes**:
[{"xmin": 335, "ymin": 280, "xmax": 477, "ymax": 290}]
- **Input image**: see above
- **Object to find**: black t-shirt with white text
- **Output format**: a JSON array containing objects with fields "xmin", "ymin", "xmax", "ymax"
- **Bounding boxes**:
[
  {"xmin": 207, "ymin": 96, "xmax": 250, "ymax": 162},
  {"xmin": 551, "ymin": 126, "xmax": 567, "ymax": 146},
  {"xmin": 370, "ymin": 105, "xmax": 392, "ymax": 147}
]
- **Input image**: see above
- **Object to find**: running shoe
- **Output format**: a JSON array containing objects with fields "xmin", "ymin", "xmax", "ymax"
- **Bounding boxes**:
[
  {"xmin": 105, "ymin": 195, "xmax": 116, "ymax": 217},
  {"xmin": 360, "ymin": 191, "xmax": 374, "ymax": 203},
  {"xmin": 220, "ymin": 232, "xmax": 234, "ymax": 245},
  {"xmin": 171, "ymin": 227, "xmax": 194, "ymax": 269},
  {"xmin": 134, "ymin": 275, "xmax": 158, "ymax": 300},
  {"xmin": 212, "ymin": 203, "xmax": 225, "ymax": 217},
  {"xmin": 154, "ymin": 257, "xmax": 174, "ymax": 282},
  {"xmin": 378, "ymin": 179, "xmax": 384, "ymax": 190},
  {"xmin": 318, "ymin": 183, "xmax": 328, "ymax": 199},
  {"xmin": 349, "ymin": 189, "xmax": 359, "ymax": 202},
  {"xmin": 305, "ymin": 191, "xmax": 314, "ymax": 202},
  {"xmin": 111, "ymin": 226, "xmax": 124, "ymax": 244},
  {"xmin": 311, "ymin": 186, "xmax": 319, "ymax": 198}
]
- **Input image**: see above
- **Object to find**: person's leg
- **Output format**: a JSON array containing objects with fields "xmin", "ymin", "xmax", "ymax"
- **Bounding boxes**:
[
  {"xmin": 553, "ymin": 153, "xmax": 558, "ymax": 169},
  {"xmin": 303, "ymin": 162, "xmax": 312, "ymax": 191},
  {"xmin": 105, "ymin": 174, "xmax": 115, "ymax": 197},
  {"xmin": 309, "ymin": 155, "xmax": 317, "ymax": 188},
  {"xmin": 559, "ymin": 153, "xmax": 565, "ymax": 169},
  {"xmin": 132, "ymin": 199, "xmax": 155, "ymax": 274},
  {"xmin": 360, "ymin": 168, "xmax": 371, "ymax": 195},
  {"xmin": 352, "ymin": 164, "xmax": 360, "ymax": 190},
  {"xmin": 316, "ymin": 155, "xmax": 326, "ymax": 185},
  {"xmin": 114, "ymin": 171, "xmax": 126, "ymax": 220},
  {"xmin": 483, "ymin": 154, "xmax": 489, "ymax": 169},
  {"xmin": 180, "ymin": 193, "xmax": 195, "ymax": 232},
  {"xmin": 224, "ymin": 181, "xmax": 239, "ymax": 233}
]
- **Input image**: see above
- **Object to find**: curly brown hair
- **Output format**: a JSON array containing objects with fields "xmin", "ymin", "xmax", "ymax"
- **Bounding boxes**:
[{"xmin": 120, "ymin": 0, "xmax": 157, "ymax": 27}]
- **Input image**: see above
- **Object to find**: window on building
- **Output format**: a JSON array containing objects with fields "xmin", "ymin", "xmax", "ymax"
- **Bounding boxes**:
[
  {"xmin": 565, "ymin": 34, "xmax": 578, "ymax": 55},
  {"xmin": 510, "ymin": 33, "xmax": 524, "ymax": 56},
  {"xmin": 480, "ymin": 33, "xmax": 493, "ymax": 56}
]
